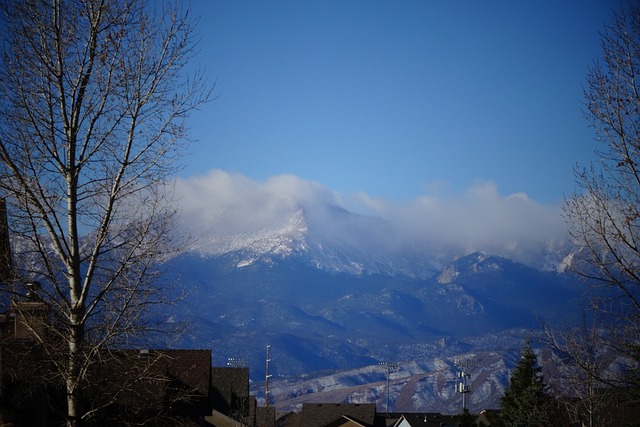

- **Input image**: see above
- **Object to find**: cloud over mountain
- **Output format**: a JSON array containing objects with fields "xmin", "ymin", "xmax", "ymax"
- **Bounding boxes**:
[{"xmin": 174, "ymin": 170, "xmax": 569, "ymax": 269}]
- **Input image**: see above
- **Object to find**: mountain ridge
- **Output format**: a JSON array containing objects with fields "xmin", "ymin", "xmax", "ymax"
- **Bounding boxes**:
[
  {"xmin": 169, "ymin": 250, "xmax": 583, "ymax": 373},
  {"xmin": 165, "ymin": 200, "xmax": 585, "ymax": 412},
  {"xmin": 179, "ymin": 200, "xmax": 571, "ymax": 278}
]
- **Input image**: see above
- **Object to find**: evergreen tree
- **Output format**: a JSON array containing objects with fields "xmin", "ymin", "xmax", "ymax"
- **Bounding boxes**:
[{"xmin": 499, "ymin": 339, "xmax": 552, "ymax": 426}]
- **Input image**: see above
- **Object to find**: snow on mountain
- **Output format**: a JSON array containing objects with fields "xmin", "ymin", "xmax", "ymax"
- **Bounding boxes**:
[
  {"xmin": 165, "ymin": 175, "xmax": 587, "ymax": 412},
  {"xmin": 169, "ymin": 249, "xmax": 583, "ymax": 377},
  {"xmin": 184, "ymin": 196, "xmax": 307, "ymax": 256},
  {"xmin": 267, "ymin": 346, "xmax": 516, "ymax": 414},
  {"xmin": 175, "ymin": 171, "xmax": 574, "ymax": 274},
  {"xmin": 162, "ymin": 244, "xmax": 586, "ymax": 415},
  {"xmin": 180, "ymin": 199, "xmax": 443, "ymax": 277},
  {"xmin": 178, "ymin": 195, "xmax": 571, "ymax": 279}
]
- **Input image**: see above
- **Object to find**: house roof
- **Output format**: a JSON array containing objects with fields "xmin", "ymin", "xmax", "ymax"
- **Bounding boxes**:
[
  {"xmin": 210, "ymin": 366, "xmax": 250, "ymax": 414},
  {"xmin": 0, "ymin": 344, "xmax": 213, "ymax": 424},
  {"xmin": 97, "ymin": 349, "xmax": 212, "ymax": 417},
  {"xmin": 162, "ymin": 349, "xmax": 212, "ymax": 397},
  {"xmin": 109, "ymin": 349, "xmax": 211, "ymax": 395},
  {"xmin": 323, "ymin": 414, "xmax": 371, "ymax": 427},
  {"xmin": 300, "ymin": 403, "xmax": 377, "ymax": 427},
  {"xmin": 390, "ymin": 413, "xmax": 461, "ymax": 427}
]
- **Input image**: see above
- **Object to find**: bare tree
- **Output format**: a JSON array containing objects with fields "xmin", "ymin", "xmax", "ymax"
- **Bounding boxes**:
[
  {"xmin": 566, "ymin": 3, "xmax": 640, "ymax": 322},
  {"xmin": 559, "ymin": 1, "xmax": 640, "ymax": 416},
  {"xmin": 0, "ymin": 0, "xmax": 210, "ymax": 425},
  {"xmin": 541, "ymin": 310, "xmax": 627, "ymax": 427}
]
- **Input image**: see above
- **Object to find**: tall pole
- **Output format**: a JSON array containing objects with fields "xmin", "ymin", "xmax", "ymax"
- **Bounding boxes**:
[
  {"xmin": 265, "ymin": 345, "xmax": 272, "ymax": 408},
  {"xmin": 455, "ymin": 357, "xmax": 476, "ymax": 412},
  {"xmin": 379, "ymin": 362, "xmax": 398, "ymax": 413},
  {"xmin": 461, "ymin": 372, "xmax": 467, "ymax": 410}
]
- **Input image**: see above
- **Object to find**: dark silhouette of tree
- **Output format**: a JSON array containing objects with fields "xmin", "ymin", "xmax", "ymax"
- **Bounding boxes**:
[
  {"xmin": 499, "ymin": 339, "xmax": 556, "ymax": 427},
  {"xmin": 458, "ymin": 407, "xmax": 476, "ymax": 427},
  {"xmin": 0, "ymin": 0, "xmax": 210, "ymax": 425}
]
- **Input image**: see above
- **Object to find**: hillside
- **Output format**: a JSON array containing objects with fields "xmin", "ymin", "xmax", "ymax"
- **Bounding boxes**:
[{"xmin": 161, "ymin": 200, "xmax": 587, "ymax": 412}]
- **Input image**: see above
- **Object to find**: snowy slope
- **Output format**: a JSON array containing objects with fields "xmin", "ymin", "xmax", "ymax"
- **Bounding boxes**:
[
  {"xmin": 178, "ymin": 199, "xmax": 571, "ymax": 279},
  {"xmin": 162, "ymin": 199, "xmax": 587, "ymax": 413}
]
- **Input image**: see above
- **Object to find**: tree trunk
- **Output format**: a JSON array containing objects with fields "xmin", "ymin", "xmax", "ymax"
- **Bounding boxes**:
[{"xmin": 67, "ymin": 312, "xmax": 85, "ymax": 427}]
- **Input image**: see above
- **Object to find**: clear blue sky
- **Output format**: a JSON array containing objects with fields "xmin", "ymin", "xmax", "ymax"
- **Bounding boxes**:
[{"xmin": 184, "ymin": 0, "xmax": 620, "ymax": 205}]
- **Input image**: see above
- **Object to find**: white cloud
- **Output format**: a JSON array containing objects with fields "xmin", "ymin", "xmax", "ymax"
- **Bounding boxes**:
[
  {"xmin": 176, "ymin": 170, "xmax": 300, "ymax": 236},
  {"xmin": 395, "ymin": 182, "xmax": 567, "ymax": 265},
  {"xmin": 174, "ymin": 170, "xmax": 569, "ymax": 268}
]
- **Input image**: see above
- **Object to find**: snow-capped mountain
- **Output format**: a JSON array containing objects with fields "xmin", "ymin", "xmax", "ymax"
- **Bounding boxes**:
[
  {"xmin": 163, "ymin": 199, "xmax": 585, "ymax": 413},
  {"xmin": 179, "ymin": 198, "xmax": 570, "ymax": 278}
]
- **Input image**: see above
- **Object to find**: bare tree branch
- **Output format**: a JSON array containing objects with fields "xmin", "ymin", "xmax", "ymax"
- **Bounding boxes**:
[{"xmin": 0, "ymin": 1, "xmax": 211, "ymax": 425}]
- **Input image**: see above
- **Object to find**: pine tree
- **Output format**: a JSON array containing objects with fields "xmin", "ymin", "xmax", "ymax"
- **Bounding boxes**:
[{"xmin": 499, "ymin": 338, "xmax": 552, "ymax": 426}]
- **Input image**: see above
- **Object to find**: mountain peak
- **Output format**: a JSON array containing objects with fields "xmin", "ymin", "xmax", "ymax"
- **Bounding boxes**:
[{"xmin": 181, "ymin": 196, "xmax": 570, "ymax": 276}]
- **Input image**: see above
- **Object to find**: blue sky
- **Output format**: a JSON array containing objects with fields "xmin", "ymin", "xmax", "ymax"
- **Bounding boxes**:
[{"xmin": 184, "ymin": 0, "xmax": 619, "ymax": 205}]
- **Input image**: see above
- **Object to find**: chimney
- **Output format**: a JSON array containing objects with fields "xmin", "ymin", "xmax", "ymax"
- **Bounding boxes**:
[
  {"xmin": 13, "ymin": 299, "xmax": 48, "ymax": 341},
  {"xmin": 13, "ymin": 282, "xmax": 47, "ymax": 340}
]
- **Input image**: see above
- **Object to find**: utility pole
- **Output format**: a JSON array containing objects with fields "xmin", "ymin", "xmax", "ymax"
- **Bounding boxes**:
[
  {"xmin": 265, "ymin": 345, "xmax": 272, "ymax": 407},
  {"xmin": 379, "ymin": 361, "xmax": 398, "ymax": 413},
  {"xmin": 455, "ymin": 357, "xmax": 476, "ymax": 412}
]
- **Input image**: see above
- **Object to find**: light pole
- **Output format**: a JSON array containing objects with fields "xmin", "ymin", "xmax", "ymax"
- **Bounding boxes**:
[
  {"xmin": 379, "ymin": 362, "xmax": 398, "ymax": 413},
  {"xmin": 454, "ymin": 357, "xmax": 476, "ymax": 412},
  {"xmin": 227, "ymin": 357, "xmax": 247, "ymax": 367},
  {"xmin": 265, "ymin": 345, "xmax": 272, "ymax": 407}
]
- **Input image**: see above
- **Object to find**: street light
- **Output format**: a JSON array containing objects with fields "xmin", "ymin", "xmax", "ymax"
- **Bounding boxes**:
[
  {"xmin": 226, "ymin": 357, "xmax": 247, "ymax": 367},
  {"xmin": 265, "ymin": 345, "xmax": 272, "ymax": 408},
  {"xmin": 379, "ymin": 361, "xmax": 398, "ymax": 413}
]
